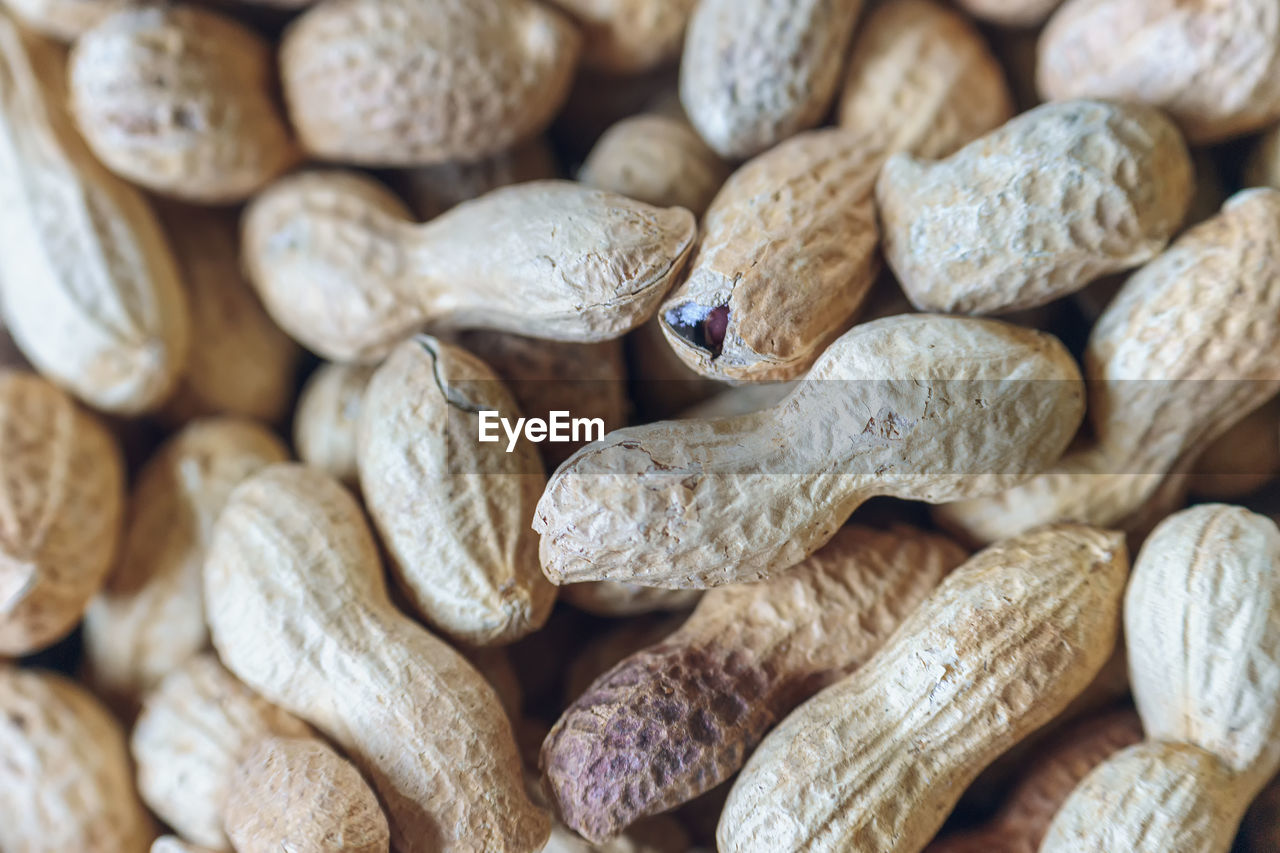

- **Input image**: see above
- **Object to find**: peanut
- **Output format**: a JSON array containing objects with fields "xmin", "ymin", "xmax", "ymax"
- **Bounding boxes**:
[
  {"xmin": 242, "ymin": 172, "xmax": 696, "ymax": 362},
  {"xmin": 0, "ymin": 0, "xmax": 123, "ymax": 40},
  {"xmin": 1041, "ymin": 505, "xmax": 1280, "ymax": 852},
  {"xmin": 0, "ymin": 370, "xmax": 124, "ymax": 656},
  {"xmin": 547, "ymin": 0, "xmax": 695, "ymax": 74},
  {"xmin": 0, "ymin": 666, "xmax": 154, "ymax": 853},
  {"xmin": 399, "ymin": 137, "xmax": 559, "ymax": 221},
  {"xmin": 876, "ymin": 99, "xmax": 1193, "ymax": 315},
  {"xmin": 1038, "ymin": 0, "xmax": 1280, "ymax": 144},
  {"xmin": 356, "ymin": 336, "xmax": 555, "ymax": 645},
  {"xmin": 152, "ymin": 839, "xmax": 220, "ymax": 853},
  {"xmin": 0, "ymin": 13, "xmax": 189, "ymax": 414},
  {"xmin": 543, "ymin": 524, "xmax": 966, "ymax": 842},
  {"xmin": 562, "ymin": 612, "xmax": 688, "ymax": 701},
  {"xmin": 562, "ymin": 581, "xmax": 701, "ymax": 617},
  {"xmin": 925, "ymin": 709, "xmax": 1143, "ymax": 852},
  {"xmin": 937, "ymin": 189, "xmax": 1280, "ymax": 544},
  {"xmin": 679, "ymin": 0, "xmax": 863, "ymax": 158},
  {"xmin": 132, "ymin": 653, "xmax": 314, "ymax": 850},
  {"xmin": 536, "ymin": 314, "xmax": 1084, "ymax": 588},
  {"xmin": 280, "ymin": 0, "xmax": 580, "ymax": 166},
  {"xmin": 155, "ymin": 203, "xmax": 299, "ymax": 426},
  {"xmin": 579, "ymin": 112, "xmax": 729, "ymax": 217},
  {"xmin": 225, "ymin": 736, "xmax": 390, "ymax": 853},
  {"xmin": 69, "ymin": 5, "xmax": 299, "ymax": 204},
  {"xmin": 83, "ymin": 418, "xmax": 288, "ymax": 708},
  {"xmin": 204, "ymin": 464, "xmax": 550, "ymax": 852},
  {"xmin": 293, "ymin": 361, "xmax": 376, "ymax": 487},
  {"xmin": 718, "ymin": 524, "xmax": 1127, "ymax": 853}
]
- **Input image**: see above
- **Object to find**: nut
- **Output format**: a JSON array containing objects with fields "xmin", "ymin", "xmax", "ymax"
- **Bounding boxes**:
[
  {"xmin": 293, "ymin": 361, "xmax": 376, "ymax": 487},
  {"xmin": 547, "ymin": 0, "xmax": 696, "ymax": 74}
]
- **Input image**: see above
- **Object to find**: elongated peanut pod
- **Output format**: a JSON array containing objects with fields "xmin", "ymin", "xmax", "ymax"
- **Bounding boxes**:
[
  {"xmin": 877, "ymin": 99, "xmax": 1192, "ymax": 315},
  {"xmin": 679, "ymin": 0, "xmax": 864, "ymax": 158},
  {"xmin": 205, "ymin": 464, "xmax": 550, "ymax": 853},
  {"xmin": 838, "ymin": 0, "xmax": 1014, "ymax": 160},
  {"xmin": 132, "ymin": 654, "xmax": 314, "ymax": 850},
  {"xmin": 547, "ymin": 0, "xmax": 696, "ymax": 74},
  {"xmin": 1038, "ymin": 0, "xmax": 1280, "ymax": 144},
  {"xmin": 938, "ymin": 189, "xmax": 1280, "ymax": 544},
  {"xmin": 543, "ymin": 525, "xmax": 967, "ymax": 842},
  {"xmin": 294, "ymin": 362, "xmax": 376, "ymax": 486},
  {"xmin": 83, "ymin": 419, "xmax": 289, "ymax": 708},
  {"xmin": 243, "ymin": 173, "xmax": 696, "ymax": 362},
  {"xmin": 925, "ymin": 709, "xmax": 1142, "ymax": 852},
  {"xmin": 357, "ymin": 336, "xmax": 554, "ymax": 645},
  {"xmin": 0, "ymin": 14, "xmax": 189, "ymax": 414},
  {"xmin": 1042, "ymin": 505, "xmax": 1280, "ymax": 852},
  {"xmin": 69, "ymin": 5, "xmax": 299, "ymax": 204},
  {"xmin": 225, "ymin": 736, "xmax": 390, "ymax": 853},
  {"xmin": 536, "ymin": 314, "xmax": 1084, "ymax": 589},
  {"xmin": 0, "ymin": 667, "xmax": 154, "ymax": 853},
  {"xmin": 718, "ymin": 524, "xmax": 1128, "ymax": 853},
  {"xmin": 281, "ymin": 0, "xmax": 580, "ymax": 166},
  {"xmin": 0, "ymin": 370, "xmax": 124, "ymax": 656}
]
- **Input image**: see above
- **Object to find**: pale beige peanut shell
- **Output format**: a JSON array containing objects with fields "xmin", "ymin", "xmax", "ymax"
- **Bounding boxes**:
[
  {"xmin": 658, "ymin": 129, "xmax": 880, "ymax": 382},
  {"xmin": 578, "ymin": 112, "xmax": 729, "ymax": 216},
  {"xmin": 925, "ymin": 709, "xmax": 1143, "ymax": 852},
  {"xmin": 83, "ymin": 418, "xmax": 288, "ymax": 708},
  {"xmin": 876, "ymin": 99, "xmax": 1193, "ymax": 315},
  {"xmin": 536, "ymin": 314, "xmax": 1084, "ymax": 589},
  {"xmin": 0, "ymin": 0, "xmax": 123, "ymax": 39},
  {"xmin": 717, "ymin": 524, "xmax": 1127, "ymax": 853},
  {"xmin": 242, "ymin": 172, "xmax": 697, "ymax": 362},
  {"xmin": 132, "ymin": 653, "xmax": 314, "ymax": 850},
  {"xmin": 679, "ymin": 0, "xmax": 864, "ymax": 159},
  {"xmin": 547, "ymin": 0, "xmax": 694, "ymax": 74},
  {"xmin": 0, "ymin": 667, "xmax": 154, "ymax": 853},
  {"xmin": 1038, "ymin": 0, "xmax": 1280, "ymax": 144},
  {"xmin": 204, "ymin": 464, "xmax": 550, "ymax": 853},
  {"xmin": 357, "ymin": 336, "xmax": 554, "ymax": 645},
  {"xmin": 399, "ymin": 137, "xmax": 558, "ymax": 221},
  {"xmin": 156, "ymin": 203, "xmax": 299, "ymax": 426},
  {"xmin": 838, "ymin": 0, "xmax": 1014, "ymax": 161},
  {"xmin": 0, "ymin": 14, "xmax": 189, "ymax": 414},
  {"xmin": 225, "ymin": 736, "xmax": 390, "ymax": 853},
  {"xmin": 69, "ymin": 5, "xmax": 299, "ymax": 204},
  {"xmin": 1190, "ymin": 397, "xmax": 1280, "ymax": 499},
  {"xmin": 937, "ymin": 189, "xmax": 1280, "ymax": 544},
  {"xmin": 293, "ymin": 361, "xmax": 376, "ymax": 486},
  {"xmin": 544, "ymin": 525, "xmax": 967, "ymax": 842},
  {"xmin": 280, "ymin": 0, "xmax": 580, "ymax": 166},
  {"xmin": 0, "ymin": 370, "xmax": 124, "ymax": 656},
  {"xmin": 955, "ymin": 0, "xmax": 1062, "ymax": 27}
]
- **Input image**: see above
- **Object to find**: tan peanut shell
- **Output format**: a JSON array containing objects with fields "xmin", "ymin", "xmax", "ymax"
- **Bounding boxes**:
[
  {"xmin": 225, "ymin": 736, "xmax": 390, "ymax": 853},
  {"xmin": 69, "ymin": 5, "xmax": 298, "ymax": 204},
  {"xmin": 204, "ymin": 464, "xmax": 550, "ymax": 853},
  {"xmin": 399, "ymin": 138, "xmax": 558, "ymax": 221},
  {"xmin": 543, "ymin": 525, "xmax": 967, "ymax": 842},
  {"xmin": 357, "ymin": 336, "xmax": 554, "ymax": 645},
  {"xmin": 659, "ymin": 129, "xmax": 880, "ymax": 382},
  {"xmin": 0, "ymin": 0, "xmax": 123, "ymax": 40},
  {"xmin": 548, "ymin": 0, "xmax": 695, "ymax": 74},
  {"xmin": 132, "ymin": 653, "xmax": 314, "ymax": 850},
  {"xmin": 956, "ymin": 0, "xmax": 1062, "ymax": 27},
  {"xmin": 876, "ymin": 99, "xmax": 1193, "ymax": 315},
  {"xmin": 925, "ymin": 709, "xmax": 1143, "ymax": 852},
  {"xmin": 0, "ymin": 14, "xmax": 189, "ymax": 414},
  {"xmin": 937, "ymin": 189, "xmax": 1280, "ymax": 544},
  {"xmin": 536, "ymin": 314, "xmax": 1084, "ymax": 589},
  {"xmin": 83, "ymin": 418, "xmax": 288, "ymax": 707},
  {"xmin": 718, "ymin": 524, "xmax": 1128, "ymax": 853},
  {"xmin": 0, "ymin": 667, "xmax": 154, "ymax": 853},
  {"xmin": 293, "ymin": 361, "xmax": 376, "ymax": 486},
  {"xmin": 579, "ymin": 112, "xmax": 729, "ymax": 217},
  {"xmin": 243, "ymin": 172, "xmax": 696, "ymax": 362},
  {"xmin": 0, "ymin": 370, "xmax": 124, "ymax": 655},
  {"xmin": 838, "ymin": 0, "xmax": 1014, "ymax": 161},
  {"xmin": 281, "ymin": 0, "xmax": 580, "ymax": 166},
  {"xmin": 1041, "ymin": 505, "xmax": 1280, "ymax": 852},
  {"xmin": 156, "ymin": 203, "xmax": 299, "ymax": 426},
  {"xmin": 1038, "ymin": 0, "xmax": 1280, "ymax": 144},
  {"xmin": 679, "ymin": 0, "xmax": 863, "ymax": 158}
]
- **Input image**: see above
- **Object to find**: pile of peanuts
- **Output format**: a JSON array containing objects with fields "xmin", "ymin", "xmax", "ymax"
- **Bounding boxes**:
[{"xmin": 5, "ymin": 0, "xmax": 1280, "ymax": 850}]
